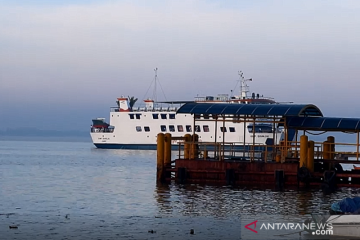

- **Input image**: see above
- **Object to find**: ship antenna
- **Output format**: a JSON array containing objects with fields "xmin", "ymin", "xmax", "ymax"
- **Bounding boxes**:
[
  {"xmin": 153, "ymin": 67, "xmax": 158, "ymax": 103},
  {"xmin": 239, "ymin": 71, "xmax": 252, "ymax": 99}
]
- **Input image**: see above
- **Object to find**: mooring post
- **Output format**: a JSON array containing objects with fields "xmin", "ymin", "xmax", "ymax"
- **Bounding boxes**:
[
  {"xmin": 327, "ymin": 136, "xmax": 335, "ymax": 170},
  {"xmin": 164, "ymin": 133, "xmax": 172, "ymax": 180},
  {"xmin": 157, "ymin": 133, "xmax": 165, "ymax": 182},
  {"xmin": 190, "ymin": 134, "xmax": 199, "ymax": 159},
  {"xmin": 300, "ymin": 135, "xmax": 308, "ymax": 168},
  {"xmin": 184, "ymin": 134, "xmax": 191, "ymax": 159},
  {"xmin": 323, "ymin": 140, "xmax": 330, "ymax": 170},
  {"xmin": 307, "ymin": 140, "xmax": 315, "ymax": 172},
  {"xmin": 327, "ymin": 136, "xmax": 335, "ymax": 159}
]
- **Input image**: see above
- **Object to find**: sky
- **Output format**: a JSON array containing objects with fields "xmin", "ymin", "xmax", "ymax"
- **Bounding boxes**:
[{"xmin": 1, "ymin": 0, "xmax": 360, "ymax": 131}]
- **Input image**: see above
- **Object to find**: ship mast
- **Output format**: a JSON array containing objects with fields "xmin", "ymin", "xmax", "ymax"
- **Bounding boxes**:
[
  {"xmin": 153, "ymin": 67, "xmax": 158, "ymax": 103},
  {"xmin": 239, "ymin": 71, "xmax": 252, "ymax": 99}
]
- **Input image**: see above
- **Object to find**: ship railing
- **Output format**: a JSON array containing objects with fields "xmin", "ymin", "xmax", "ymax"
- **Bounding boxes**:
[
  {"xmin": 110, "ymin": 107, "xmax": 120, "ymax": 112},
  {"xmin": 110, "ymin": 106, "xmax": 178, "ymax": 112}
]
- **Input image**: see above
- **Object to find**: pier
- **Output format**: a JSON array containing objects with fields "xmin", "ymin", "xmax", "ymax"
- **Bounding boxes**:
[{"xmin": 156, "ymin": 102, "xmax": 360, "ymax": 191}]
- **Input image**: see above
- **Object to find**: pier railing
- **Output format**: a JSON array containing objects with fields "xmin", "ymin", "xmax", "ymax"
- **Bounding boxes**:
[{"xmin": 170, "ymin": 135, "xmax": 360, "ymax": 163}]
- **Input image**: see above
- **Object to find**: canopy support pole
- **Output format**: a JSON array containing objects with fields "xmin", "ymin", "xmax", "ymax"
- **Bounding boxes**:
[{"xmin": 357, "ymin": 131, "xmax": 359, "ymax": 161}]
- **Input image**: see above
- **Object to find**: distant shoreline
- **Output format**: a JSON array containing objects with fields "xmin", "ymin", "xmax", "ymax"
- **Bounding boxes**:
[{"xmin": 0, "ymin": 135, "xmax": 91, "ymax": 142}]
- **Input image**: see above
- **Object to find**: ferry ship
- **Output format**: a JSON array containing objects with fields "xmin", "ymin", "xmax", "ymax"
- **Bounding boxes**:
[{"xmin": 90, "ymin": 71, "xmax": 285, "ymax": 149}]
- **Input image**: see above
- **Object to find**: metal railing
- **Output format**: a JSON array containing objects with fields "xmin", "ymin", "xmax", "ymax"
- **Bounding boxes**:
[{"xmin": 174, "ymin": 139, "xmax": 360, "ymax": 162}]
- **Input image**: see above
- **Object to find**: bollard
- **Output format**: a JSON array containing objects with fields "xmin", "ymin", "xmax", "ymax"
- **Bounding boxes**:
[
  {"xmin": 300, "ymin": 135, "xmax": 308, "ymax": 167},
  {"xmin": 164, "ymin": 133, "xmax": 172, "ymax": 180},
  {"xmin": 307, "ymin": 141, "xmax": 315, "ymax": 172},
  {"xmin": 184, "ymin": 134, "xmax": 191, "ymax": 159},
  {"xmin": 157, "ymin": 133, "xmax": 165, "ymax": 182}
]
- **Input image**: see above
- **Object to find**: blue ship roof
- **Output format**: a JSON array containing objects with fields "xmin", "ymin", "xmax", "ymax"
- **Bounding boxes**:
[
  {"xmin": 286, "ymin": 117, "xmax": 360, "ymax": 131},
  {"xmin": 176, "ymin": 102, "xmax": 323, "ymax": 117}
]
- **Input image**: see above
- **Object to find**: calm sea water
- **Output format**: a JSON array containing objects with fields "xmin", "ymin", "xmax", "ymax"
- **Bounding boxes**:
[{"xmin": 1, "ymin": 138, "xmax": 360, "ymax": 240}]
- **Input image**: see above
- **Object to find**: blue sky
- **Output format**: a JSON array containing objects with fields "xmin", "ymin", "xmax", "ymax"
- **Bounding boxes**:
[{"xmin": 1, "ymin": 0, "xmax": 360, "ymax": 131}]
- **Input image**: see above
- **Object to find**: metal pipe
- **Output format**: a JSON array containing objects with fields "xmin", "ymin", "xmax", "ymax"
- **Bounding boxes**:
[
  {"xmin": 243, "ymin": 116, "xmax": 246, "ymax": 158},
  {"xmin": 222, "ymin": 115, "xmax": 225, "ymax": 161},
  {"xmin": 215, "ymin": 116, "xmax": 218, "ymax": 159},
  {"xmin": 252, "ymin": 117, "xmax": 255, "ymax": 162},
  {"xmin": 357, "ymin": 131, "xmax": 359, "ymax": 161}
]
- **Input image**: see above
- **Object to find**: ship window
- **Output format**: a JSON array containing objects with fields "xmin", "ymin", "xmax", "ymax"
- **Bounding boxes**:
[
  {"xmin": 152, "ymin": 114, "xmax": 159, "ymax": 119},
  {"xmin": 177, "ymin": 125, "xmax": 184, "ymax": 132},
  {"xmin": 247, "ymin": 124, "xmax": 273, "ymax": 133},
  {"xmin": 144, "ymin": 126, "xmax": 150, "ymax": 132},
  {"xmin": 169, "ymin": 114, "xmax": 175, "ymax": 119},
  {"xmin": 195, "ymin": 114, "xmax": 200, "ymax": 119},
  {"xmin": 229, "ymin": 127, "xmax": 235, "ymax": 132},
  {"xmin": 169, "ymin": 125, "xmax": 175, "ymax": 132},
  {"xmin": 160, "ymin": 125, "xmax": 166, "ymax": 132},
  {"xmin": 129, "ymin": 114, "xmax": 134, "ymax": 119},
  {"xmin": 136, "ymin": 126, "xmax": 142, "ymax": 132},
  {"xmin": 203, "ymin": 125, "xmax": 209, "ymax": 132},
  {"xmin": 186, "ymin": 125, "xmax": 192, "ymax": 132},
  {"xmin": 161, "ymin": 114, "xmax": 167, "ymax": 119},
  {"xmin": 195, "ymin": 125, "xmax": 201, "ymax": 132},
  {"xmin": 203, "ymin": 114, "xmax": 209, "ymax": 119},
  {"xmin": 220, "ymin": 127, "xmax": 227, "ymax": 132},
  {"xmin": 136, "ymin": 114, "xmax": 141, "ymax": 119}
]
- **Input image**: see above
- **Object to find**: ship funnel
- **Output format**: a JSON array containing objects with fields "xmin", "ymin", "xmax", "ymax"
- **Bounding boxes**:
[
  {"xmin": 144, "ymin": 99, "xmax": 154, "ymax": 110},
  {"xmin": 117, "ymin": 97, "xmax": 130, "ymax": 112}
]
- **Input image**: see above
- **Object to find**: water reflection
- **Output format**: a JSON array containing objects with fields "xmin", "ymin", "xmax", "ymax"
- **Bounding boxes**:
[
  {"xmin": 154, "ymin": 183, "xmax": 360, "ymax": 218},
  {"xmin": 155, "ymin": 183, "xmax": 173, "ymax": 214}
]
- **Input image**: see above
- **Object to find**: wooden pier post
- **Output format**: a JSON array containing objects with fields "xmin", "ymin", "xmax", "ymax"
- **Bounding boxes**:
[
  {"xmin": 164, "ymin": 133, "xmax": 172, "ymax": 180},
  {"xmin": 323, "ymin": 141, "xmax": 330, "ymax": 160},
  {"xmin": 300, "ymin": 135, "xmax": 308, "ymax": 168},
  {"xmin": 307, "ymin": 140, "xmax": 314, "ymax": 172},
  {"xmin": 190, "ymin": 134, "xmax": 199, "ymax": 159},
  {"xmin": 157, "ymin": 133, "xmax": 165, "ymax": 182},
  {"xmin": 327, "ymin": 136, "xmax": 335, "ymax": 160}
]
